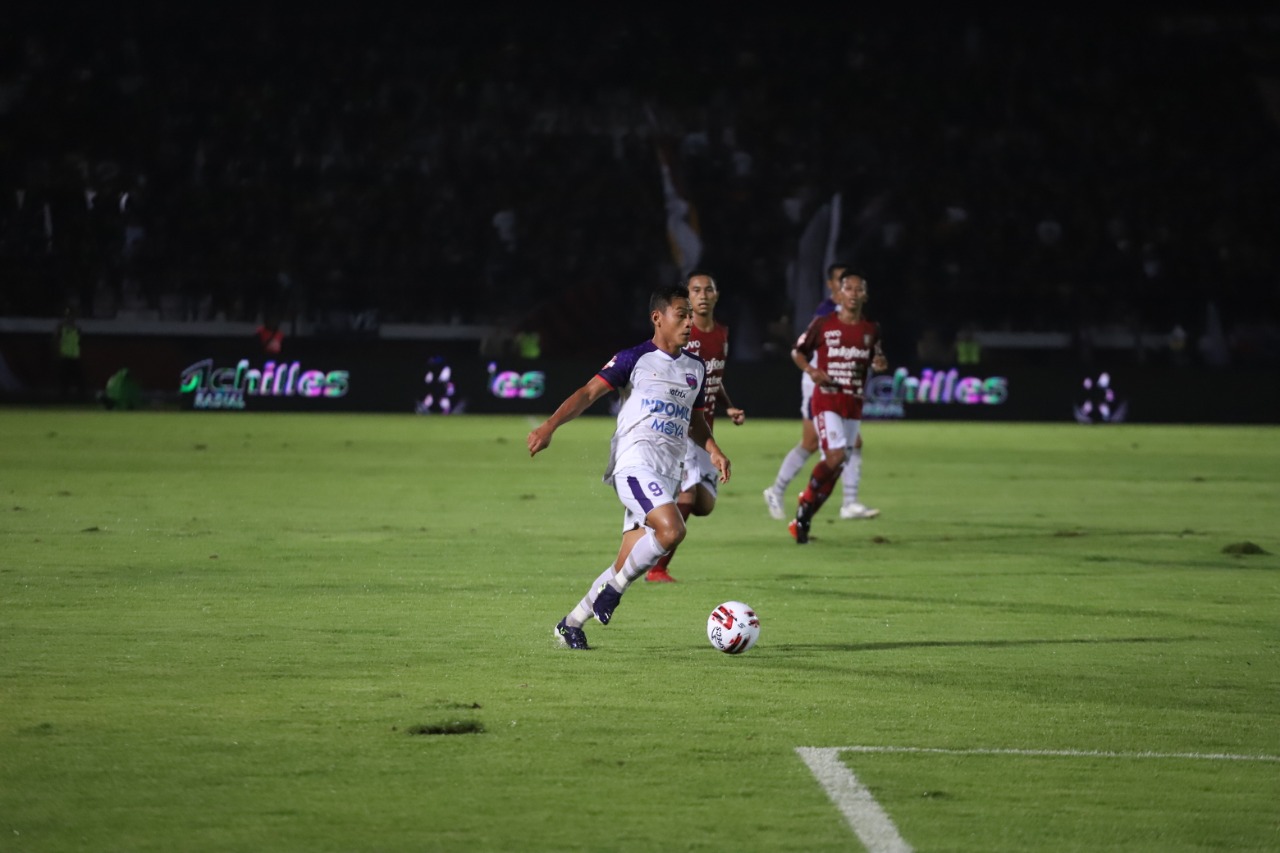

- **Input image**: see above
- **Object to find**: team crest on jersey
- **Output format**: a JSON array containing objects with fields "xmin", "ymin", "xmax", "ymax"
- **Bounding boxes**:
[{"xmin": 685, "ymin": 373, "xmax": 697, "ymax": 388}]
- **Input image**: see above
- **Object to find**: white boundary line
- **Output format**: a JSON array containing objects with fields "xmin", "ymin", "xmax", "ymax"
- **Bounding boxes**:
[
  {"xmin": 795, "ymin": 745, "xmax": 1280, "ymax": 852},
  {"xmin": 829, "ymin": 745, "xmax": 1280, "ymax": 762},
  {"xmin": 795, "ymin": 747, "xmax": 913, "ymax": 853}
]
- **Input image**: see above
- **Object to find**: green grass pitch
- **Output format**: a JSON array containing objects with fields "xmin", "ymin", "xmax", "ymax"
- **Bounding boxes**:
[{"xmin": 2, "ymin": 408, "xmax": 1277, "ymax": 852}]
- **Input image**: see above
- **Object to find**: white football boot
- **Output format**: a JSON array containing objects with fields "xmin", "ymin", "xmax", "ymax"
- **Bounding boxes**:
[
  {"xmin": 762, "ymin": 487, "xmax": 786, "ymax": 520},
  {"xmin": 839, "ymin": 502, "xmax": 880, "ymax": 520}
]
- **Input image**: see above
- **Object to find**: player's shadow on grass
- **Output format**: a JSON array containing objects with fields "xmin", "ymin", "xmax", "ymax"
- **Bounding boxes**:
[{"xmin": 773, "ymin": 635, "xmax": 1203, "ymax": 654}]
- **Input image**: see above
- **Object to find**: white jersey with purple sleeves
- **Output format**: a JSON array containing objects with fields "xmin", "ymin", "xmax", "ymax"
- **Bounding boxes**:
[{"xmin": 597, "ymin": 341, "xmax": 708, "ymax": 482}]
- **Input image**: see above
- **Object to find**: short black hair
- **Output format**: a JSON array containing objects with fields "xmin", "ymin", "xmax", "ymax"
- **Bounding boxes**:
[
  {"xmin": 839, "ymin": 269, "xmax": 867, "ymax": 283},
  {"xmin": 826, "ymin": 262, "xmax": 849, "ymax": 278},
  {"xmin": 650, "ymin": 284, "xmax": 689, "ymax": 313},
  {"xmin": 684, "ymin": 270, "xmax": 717, "ymax": 289}
]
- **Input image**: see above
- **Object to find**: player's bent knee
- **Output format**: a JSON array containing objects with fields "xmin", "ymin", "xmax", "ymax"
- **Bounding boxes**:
[{"xmin": 656, "ymin": 527, "xmax": 685, "ymax": 551}]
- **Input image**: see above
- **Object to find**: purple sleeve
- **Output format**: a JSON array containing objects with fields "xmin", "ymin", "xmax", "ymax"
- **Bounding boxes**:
[
  {"xmin": 813, "ymin": 298, "xmax": 837, "ymax": 318},
  {"xmin": 596, "ymin": 341, "xmax": 650, "ymax": 389}
]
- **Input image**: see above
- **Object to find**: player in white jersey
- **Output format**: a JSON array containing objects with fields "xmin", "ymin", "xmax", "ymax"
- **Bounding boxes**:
[
  {"xmin": 528, "ymin": 284, "xmax": 731, "ymax": 650},
  {"xmin": 645, "ymin": 270, "xmax": 744, "ymax": 583}
]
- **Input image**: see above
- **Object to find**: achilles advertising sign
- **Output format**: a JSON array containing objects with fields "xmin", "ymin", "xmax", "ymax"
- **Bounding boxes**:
[
  {"xmin": 179, "ymin": 358, "xmax": 350, "ymax": 410},
  {"xmin": 864, "ymin": 367, "xmax": 1009, "ymax": 419}
]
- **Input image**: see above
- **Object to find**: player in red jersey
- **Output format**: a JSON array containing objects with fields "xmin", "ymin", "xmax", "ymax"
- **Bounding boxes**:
[
  {"xmin": 645, "ymin": 271, "xmax": 744, "ymax": 582},
  {"xmin": 788, "ymin": 271, "xmax": 887, "ymax": 544},
  {"xmin": 763, "ymin": 262, "xmax": 880, "ymax": 522}
]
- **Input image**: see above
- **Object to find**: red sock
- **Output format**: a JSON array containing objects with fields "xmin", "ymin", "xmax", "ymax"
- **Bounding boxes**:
[{"xmin": 798, "ymin": 461, "xmax": 841, "ymax": 521}]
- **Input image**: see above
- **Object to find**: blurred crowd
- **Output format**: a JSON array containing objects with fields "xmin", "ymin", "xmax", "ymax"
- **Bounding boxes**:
[{"xmin": 1, "ymin": 6, "xmax": 1277, "ymax": 364}]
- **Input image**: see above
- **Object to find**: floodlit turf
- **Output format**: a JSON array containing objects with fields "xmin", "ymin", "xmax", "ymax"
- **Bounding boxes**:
[{"xmin": 2, "ymin": 408, "xmax": 1277, "ymax": 852}]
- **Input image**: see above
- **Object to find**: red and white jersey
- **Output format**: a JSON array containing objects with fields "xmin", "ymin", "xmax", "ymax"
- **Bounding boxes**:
[
  {"xmin": 793, "ymin": 314, "xmax": 881, "ymax": 420},
  {"xmin": 683, "ymin": 321, "xmax": 728, "ymax": 431}
]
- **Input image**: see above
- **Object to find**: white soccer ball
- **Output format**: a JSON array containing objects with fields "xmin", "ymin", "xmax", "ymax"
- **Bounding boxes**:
[{"xmin": 707, "ymin": 601, "xmax": 760, "ymax": 654}]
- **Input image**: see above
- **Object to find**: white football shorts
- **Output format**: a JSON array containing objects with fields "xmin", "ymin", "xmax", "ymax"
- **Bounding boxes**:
[
  {"xmin": 613, "ymin": 468, "xmax": 680, "ymax": 532},
  {"xmin": 814, "ymin": 411, "xmax": 861, "ymax": 459},
  {"xmin": 679, "ymin": 441, "xmax": 719, "ymax": 498},
  {"xmin": 800, "ymin": 371, "xmax": 816, "ymax": 419}
]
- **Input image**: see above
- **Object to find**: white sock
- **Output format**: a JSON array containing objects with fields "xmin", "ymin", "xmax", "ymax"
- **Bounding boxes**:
[
  {"xmin": 611, "ymin": 529, "xmax": 668, "ymax": 590},
  {"xmin": 565, "ymin": 566, "xmax": 616, "ymax": 628},
  {"xmin": 842, "ymin": 446, "xmax": 863, "ymax": 505},
  {"xmin": 773, "ymin": 443, "xmax": 813, "ymax": 493}
]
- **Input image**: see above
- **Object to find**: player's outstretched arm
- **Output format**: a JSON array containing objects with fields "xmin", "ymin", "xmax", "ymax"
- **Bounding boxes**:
[
  {"xmin": 719, "ymin": 382, "xmax": 745, "ymax": 425},
  {"xmin": 708, "ymin": 442, "xmax": 731, "ymax": 483},
  {"xmin": 527, "ymin": 375, "xmax": 612, "ymax": 457},
  {"xmin": 690, "ymin": 411, "xmax": 732, "ymax": 483}
]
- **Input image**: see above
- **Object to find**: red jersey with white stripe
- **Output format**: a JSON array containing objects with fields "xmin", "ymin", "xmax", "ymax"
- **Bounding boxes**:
[
  {"xmin": 793, "ymin": 314, "xmax": 880, "ymax": 419},
  {"xmin": 683, "ymin": 321, "xmax": 728, "ymax": 431}
]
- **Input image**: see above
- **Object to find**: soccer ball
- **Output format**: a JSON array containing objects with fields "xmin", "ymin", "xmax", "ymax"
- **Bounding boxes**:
[{"xmin": 707, "ymin": 601, "xmax": 760, "ymax": 654}]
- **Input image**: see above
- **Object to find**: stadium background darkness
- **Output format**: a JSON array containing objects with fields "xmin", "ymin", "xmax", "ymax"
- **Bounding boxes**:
[{"xmin": 2, "ymin": 4, "xmax": 1277, "ymax": 369}]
